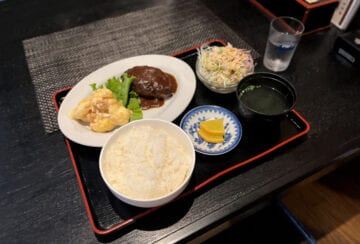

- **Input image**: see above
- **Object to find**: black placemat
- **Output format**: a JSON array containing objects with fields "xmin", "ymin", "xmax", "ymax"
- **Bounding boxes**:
[{"xmin": 23, "ymin": 0, "xmax": 260, "ymax": 133}]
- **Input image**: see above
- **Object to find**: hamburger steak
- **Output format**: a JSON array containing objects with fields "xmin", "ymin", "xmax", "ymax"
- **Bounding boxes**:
[{"xmin": 125, "ymin": 66, "xmax": 178, "ymax": 99}]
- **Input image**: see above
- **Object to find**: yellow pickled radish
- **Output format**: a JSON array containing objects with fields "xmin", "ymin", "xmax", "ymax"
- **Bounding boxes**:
[
  {"xmin": 198, "ymin": 119, "xmax": 225, "ymax": 143},
  {"xmin": 199, "ymin": 119, "xmax": 225, "ymax": 136},
  {"xmin": 198, "ymin": 129, "xmax": 224, "ymax": 143}
]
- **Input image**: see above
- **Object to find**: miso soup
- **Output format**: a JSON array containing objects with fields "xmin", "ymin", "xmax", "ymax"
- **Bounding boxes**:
[{"xmin": 239, "ymin": 85, "xmax": 290, "ymax": 115}]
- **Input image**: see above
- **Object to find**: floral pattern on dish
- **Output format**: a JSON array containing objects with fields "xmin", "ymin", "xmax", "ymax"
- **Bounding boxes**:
[{"xmin": 180, "ymin": 105, "xmax": 242, "ymax": 155}]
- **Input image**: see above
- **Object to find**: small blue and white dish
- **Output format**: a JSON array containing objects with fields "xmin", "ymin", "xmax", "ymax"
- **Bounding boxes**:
[{"xmin": 180, "ymin": 105, "xmax": 242, "ymax": 155}]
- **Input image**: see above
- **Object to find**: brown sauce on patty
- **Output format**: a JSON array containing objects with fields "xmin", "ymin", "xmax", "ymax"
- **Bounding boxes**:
[{"xmin": 125, "ymin": 66, "xmax": 177, "ymax": 110}]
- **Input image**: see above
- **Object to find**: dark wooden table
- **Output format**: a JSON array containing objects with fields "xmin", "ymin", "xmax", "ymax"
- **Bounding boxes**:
[{"xmin": 1, "ymin": 0, "xmax": 359, "ymax": 243}]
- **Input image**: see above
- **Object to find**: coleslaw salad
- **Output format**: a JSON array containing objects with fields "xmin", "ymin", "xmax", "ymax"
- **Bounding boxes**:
[{"xmin": 197, "ymin": 43, "xmax": 254, "ymax": 91}]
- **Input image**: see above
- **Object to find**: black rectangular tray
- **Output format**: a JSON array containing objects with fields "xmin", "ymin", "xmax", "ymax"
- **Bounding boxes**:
[{"xmin": 53, "ymin": 39, "xmax": 310, "ymax": 236}]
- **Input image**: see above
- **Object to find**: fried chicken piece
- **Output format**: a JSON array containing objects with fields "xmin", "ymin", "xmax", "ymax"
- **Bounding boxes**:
[{"xmin": 69, "ymin": 88, "xmax": 131, "ymax": 133}]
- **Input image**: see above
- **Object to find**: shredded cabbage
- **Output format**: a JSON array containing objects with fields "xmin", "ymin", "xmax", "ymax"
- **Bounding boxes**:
[{"xmin": 197, "ymin": 43, "xmax": 254, "ymax": 88}]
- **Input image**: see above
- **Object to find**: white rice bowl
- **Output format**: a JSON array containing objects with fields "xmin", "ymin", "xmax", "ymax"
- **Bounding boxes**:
[{"xmin": 99, "ymin": 119, "xmax": 195, "ymax": 208}]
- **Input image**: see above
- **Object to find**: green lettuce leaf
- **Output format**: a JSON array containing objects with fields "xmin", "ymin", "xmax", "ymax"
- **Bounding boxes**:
[
  {"xmin": 89, "ymin": 73, "xmax": 143, "ymax": 120},
  {"xmin": 90, "ymin": 83, "xmax": 103, "ymax": 91},
  {"xmin": 105, "ymin": 73, "xmax": 135, "ymax": 106},
  {"xmin": 127, "ymin": 91, "xmax": 143, "ymax": 121}
]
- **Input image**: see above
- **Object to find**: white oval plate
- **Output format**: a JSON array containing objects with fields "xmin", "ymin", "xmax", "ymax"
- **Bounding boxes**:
[
  {"xmin": 58, "ymin": 55, "xmax": 196, "ymax": 147},
  {"xmin": 180, "ymin": 105, "xmax": 242, "ymax": 155}
]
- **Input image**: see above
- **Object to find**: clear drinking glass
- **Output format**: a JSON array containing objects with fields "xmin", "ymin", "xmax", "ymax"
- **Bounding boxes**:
[{"xmin": 263, "ymin": 16, "xmax": 305, "ymax": 72}]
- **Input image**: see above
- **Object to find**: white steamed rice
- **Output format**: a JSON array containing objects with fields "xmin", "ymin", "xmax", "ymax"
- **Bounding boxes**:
[{"xmin": 101, "ymin": 125, "xmax": 192, "ymax": 199}]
